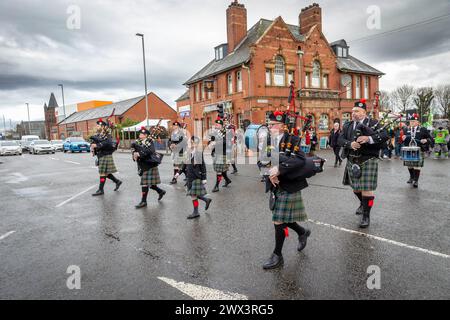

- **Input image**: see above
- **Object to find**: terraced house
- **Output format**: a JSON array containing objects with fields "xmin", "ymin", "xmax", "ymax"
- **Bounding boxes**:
[{"xmin": 179, "ymin": 1, "xmax": 384, "ymax": 141}]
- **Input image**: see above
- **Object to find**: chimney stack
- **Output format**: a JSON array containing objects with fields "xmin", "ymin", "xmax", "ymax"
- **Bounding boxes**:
[
  {"xmin": 299, "ymin": 3, "xmax": 322, "ymax": 35},
  {"xmin": 226, "ymin": 0, "xmax": 247, "ymax": 53}
]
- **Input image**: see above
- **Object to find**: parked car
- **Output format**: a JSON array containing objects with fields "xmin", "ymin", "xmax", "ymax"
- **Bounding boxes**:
[
  {"xmin": 20, "ymin": 135, "xmax": 40, "ymax": 152},
  {"xmin": 51, "ymin": 140, "xmax": 64, "ymax": 151},
  {"xmin": 29, "ymin": 140, "xmax": 55, "ymax": 154},
  {"xmin": 63, "ymin": 137, "xmax": 90, "ymax": 153},
  {"xmin": 0, "ymin": 140, "xmax": 22, "ymax": 156}
]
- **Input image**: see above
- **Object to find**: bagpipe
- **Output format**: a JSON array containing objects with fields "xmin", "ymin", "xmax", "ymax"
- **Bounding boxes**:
[{"xmin": 88, "ymin": 108, "xmax": 118, "ymax": 158}]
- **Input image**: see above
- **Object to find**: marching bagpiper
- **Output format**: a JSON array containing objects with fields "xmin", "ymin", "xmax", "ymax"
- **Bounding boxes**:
[
  {"xmin": 338, "ymin": 99, "xmax": 389, "ymax": 228},
  {"xmin": 90, "ymin": 118, "xmax": 122, "ymax": 196},
  {"xmin": 209, "ymin": 117, "xmax": 232, "ymax": 193},
  {"xmin": 132, "ymin": 126, "xmax": 166, "ymax": 208},
  {"xmin": 402, "ymin": 114, "xmax": 433, "ymax": 188},
  {"xmin": 178, "ymin": 136, "xmax": 212, "ymax": 219},
  {"xmin": 169, "ymin": 121, "xmax": 187, "ymax": 184}
]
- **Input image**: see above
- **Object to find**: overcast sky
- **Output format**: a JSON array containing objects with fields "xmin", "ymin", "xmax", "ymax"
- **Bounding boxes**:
[{"xmin": 0, "ymin": 0, "xmax": 449, "ymax": 122}]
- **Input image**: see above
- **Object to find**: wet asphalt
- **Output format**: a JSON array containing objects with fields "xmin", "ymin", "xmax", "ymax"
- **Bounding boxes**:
[{"xmin": 0, "ymin": 150, "xmax": 449, "ymax": 300}]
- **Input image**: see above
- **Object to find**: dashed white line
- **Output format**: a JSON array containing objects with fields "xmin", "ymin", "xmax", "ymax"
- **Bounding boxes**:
[
  {"xmin": 0, "ymin": 231, "xmax": 16, "ymax": 241},
  {"xmin": 308, "ymin": 219, "xmax": 450, "ymax": 259},
  {"xmin": 64, "ymin": 160, "xmax": 81, "ymax": 165},
  {"xmin": 55, "ymin": 185, "xmax": 97, "ymax": 208},
  {"xmin": 50, "ymin": 157, "xmax": 60, "ymax": 161},
  {"xmin": 158, "ymin": 276, "xmax": 248, "ymax": 300}
]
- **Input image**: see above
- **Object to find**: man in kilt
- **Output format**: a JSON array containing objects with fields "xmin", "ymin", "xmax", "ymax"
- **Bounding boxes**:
[
  {"xmin": 169, "ymin": 121, "xmax": 187, "ymax": 184},
  {"xmin": 209, "ymin": 117, "xmax": 232, "ymax": 193},
  {"xmin": 338, "ymin": 99, "xmax": 389, "ymax": 228},
  {"xmin": 132, "ymin": 127, "xmax": 166, "ymax": 209},
  {"xmin": 402, "ymin": 114, "xmax": 433, "ymax": 188},
  {"xmin": 179, "ymin": 136, "xmax": 212, "ymax": 219},
  {"xmin": 90, "ymin": 119, "xmax": 122, "ymax": 196},
  {"xmin": 262, "ymin": 111, "xmax": 311, "ymax": 270}
]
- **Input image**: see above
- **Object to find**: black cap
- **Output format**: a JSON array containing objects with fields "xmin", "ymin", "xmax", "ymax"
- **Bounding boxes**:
[
  {"xmin": 268, "ymin": 111, "xmax": 286, "ymax": 123},
  {"xmin": 138, "ymin": 126, "xmax": 150, "ymax": 135},
  {"xmin": 354, "ymin": 99, "xmax": 367, "ymax": 110}
]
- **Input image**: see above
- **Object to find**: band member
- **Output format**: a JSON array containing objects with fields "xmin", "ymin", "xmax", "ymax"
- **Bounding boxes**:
[
  {"xmin": 169, "ymin": 121, "xmax": 187, "ymax": 184},
  {"xmin": 329, "ymin": 122, "xmax": 342, "ymax": 167},
  {"xmin": 209, "ymin": 117, "xmax": 232, "ymax": 193},
  {"xmin": 132, "ymin": 127, "xmax": 166, "ymax": 208},
  {"xmin": 403, "ymin": 114, "xmax": 433, "ymax": 188},
  {"xmin": 432, "ymin": 125, "xmax": 449, "ymax": 159},
  {"xmin": 179, "ymin": 136, "xmax": 212, "ymax": 219},
  {"xmin": 309, "ymin": 128, "xmax": 318, "ymax": 156},
  {"xmin": 338, "ymin": 99, "xmax": 389, "ymax": 228},
  {"xmin": 263, "ymin": 111, "xmax": 311, "ymax": 270},
  {"xmin": 230, "ymin": 125, "xmax": 238, "ymax": 174},
  {"xmin": 90, "ymin": 118, "xmax": 122, "ymax": 196}
]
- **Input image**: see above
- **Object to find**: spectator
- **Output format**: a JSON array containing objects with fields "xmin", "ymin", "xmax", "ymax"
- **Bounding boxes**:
[{"xmin": 329, "ymin": 122, "xmax": 342, "ymax": 167}]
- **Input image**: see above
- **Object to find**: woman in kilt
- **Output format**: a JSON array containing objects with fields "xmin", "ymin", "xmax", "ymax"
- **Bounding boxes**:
[
  {"xmin": 338, "ymin": 99, "xmax": 389, "ymax": 228},
  {"xmin": 169, "ymin": 121, "xmax": 187, "ymax": 184},
  {"xmin": 209, "ymin": 118, "xmax": 232, "ymax": 193},
  {"xmin": 90, "ymin": 119, "xmax": 122, "ymax": 196},
  {"xmin": 263, "ymin": 111, "xmax": 311, "ymax": 270},
  {"xmin": 402, "ymin": 114, "xmax": 433, "ymax": 188},
  {"xmin": 132, "ymin": 127, "xmax": 166, "ymax": 209},
  {"xmin": 178, "ymin": 136, "xmax": 212, "ymax": 219}
]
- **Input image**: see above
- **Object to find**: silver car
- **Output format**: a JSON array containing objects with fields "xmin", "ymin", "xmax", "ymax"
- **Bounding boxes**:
[
  {"xmin": 29, "ymin": 140, "xmax": 56, "ymax": 154},
  {"xmin": 0, "ymin": 141, "xmax": 22, "ymax": 156},
  {"xmin": 51, "ymin": 140, "xmax": 64, "ymax": 151}
]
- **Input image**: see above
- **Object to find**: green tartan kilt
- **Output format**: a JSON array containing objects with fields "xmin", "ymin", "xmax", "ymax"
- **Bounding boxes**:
[
  {"xmin": 141, "ymin": 167, "xmax": 161, "ymax": 186},
  {"xmin": 98, "ymin": 154, "xmax": 117, "ymax": 175},
  {"xmin": 213, "ymin": 155, "xmax": 230, "ymax": 173},
  {"xmin": 186, "ymin": 179, "xmax": 207, "ymax": 197},
  {"xmin": 403, "ymin": 151, "xmax": 425, "ymax": 168},
  {"xmin": 346, "ymin": 158, "xmax": 378, "ymax": 191},
  {"xmin": 272, "ymin": 189, "xmax": 307, "ymax": 223}
]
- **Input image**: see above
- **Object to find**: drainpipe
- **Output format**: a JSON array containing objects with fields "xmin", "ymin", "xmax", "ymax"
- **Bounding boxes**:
[
  {"xmin": 242, "ymin": 63, "xmax": 251, "ymax": 123},
  {"xmin": 297, "ymin": 48, "xmax": 304, "ymax": 115}
]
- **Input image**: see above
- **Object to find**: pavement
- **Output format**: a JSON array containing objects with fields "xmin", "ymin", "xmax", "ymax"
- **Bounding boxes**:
[{"xmin": 0, "ymin": 150, "xmax": 449, "ymax": 300}]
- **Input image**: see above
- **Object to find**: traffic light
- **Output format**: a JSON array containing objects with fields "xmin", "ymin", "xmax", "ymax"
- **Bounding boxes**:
[{"xmin": 217, "ymin": 104, "xmax": 224, "ymax": 118}]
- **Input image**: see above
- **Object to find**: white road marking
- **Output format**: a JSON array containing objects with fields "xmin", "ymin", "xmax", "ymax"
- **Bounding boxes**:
[
  {"xmin": 308, "ymin": 219, "xmax": 450, "ymax": 259},
  {"xmin": 55, "ymin": 185, "xmax": 97, "ymax": 208},
  {"xmin": 158, "ymin": 276, "xmax": 248, "ymax": 300},
  {"xmin": 50, "ymin": 157, "xmax": 60, "ymax": 160},
  {"xmin": 0, "ymin": 231, "xmax": 16, "ymax": 241},
  {"xmin": 64, "ymin": 160, "xmax": 81, "ymax": 165}
]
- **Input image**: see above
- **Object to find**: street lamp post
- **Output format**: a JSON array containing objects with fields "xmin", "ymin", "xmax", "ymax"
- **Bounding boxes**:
[
  {"xmin": 26, "ymin": 103, "xmax": 31, "ymax": 135},
  {"xmin": 58, "ymin": 84, "xmax": 66, "ymax": 120},
  {"xmin": 136, "ymin": 33, "xmax": 149, "ymax": 127}
]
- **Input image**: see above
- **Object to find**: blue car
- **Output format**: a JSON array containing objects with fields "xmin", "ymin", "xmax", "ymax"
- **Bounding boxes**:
[{"xmin": 63, "ymin": 137, "xmax": 90, "ymax": 153}]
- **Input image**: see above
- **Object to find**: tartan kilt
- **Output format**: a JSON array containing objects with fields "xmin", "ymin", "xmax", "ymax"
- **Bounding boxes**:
[
  {"xmin": 213, "ymin": 155, "xmax": 230, "ymax": 173},
  {"xmin": 346, "ymin": 158, "xmax": 378, "ymax": 191},
  {"xmin": 186, "ymin": 179, "xmax": 207, "ymax": 197},
  {"xmin": 272, "ymin": 189, "xmax": 307, "ymax": 223},
  {"xmin": 98, "ymin": 154, "xmax": 117, "ymax": 175},
  {"xmin": 141, "ymin": 167, "xmax": 161, "ymax": 186},
  {"xmin": 403, "ymin": 151, "xmax": 425, "ymax": 168}
]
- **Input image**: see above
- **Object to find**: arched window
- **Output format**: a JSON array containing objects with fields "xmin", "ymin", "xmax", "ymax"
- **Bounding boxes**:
[
  {"xmin": 342, "ymin": 112, "xmax": 351, "ymax": 124},
  {"xmin": 312, "ymin": 61, "xmax": 321, "ymax": 88},
  {"xmin": 319, "ymin": 114, "xmax": 329, "ymax": 131},
  {"xmin": 274, "ymin": 56, "xmax": 285, "ymax": 86}
]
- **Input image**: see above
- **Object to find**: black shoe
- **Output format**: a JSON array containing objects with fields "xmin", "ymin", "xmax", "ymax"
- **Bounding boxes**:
[
  {"xmin": 223, "ymin": 180, "xmax": 232, "ymax": 187},
  {"xmin": 297, "ymin": 229, "xmax": 311, "ymax": 252},
  {"xmin": 92, "ymin": 189, "xmax": 104, "ymax": 196},
  {"xmin": 114, "ymin": 180, "xmax": 122, "ymax": 191},
  {"xmin": 212, "ymin": 185, "xmax": 219, "ymax": 193},
  {"xmin": 187, "ymin": 212, "xmax": 200, "ymax": 219},
  {"xmin": 231, "ymin": 169, "xmax": 238, "ymax": 174},
  {"xmin": 334, "ymin": 164, "xmax": 338, "ymax": 168},
  {"xmin": 359, "ymin": 212, "xmax": 370, "ymax": 228},
  {"xmin": 170, "ymin": 178, "xmax": 177, "ymax": 185},
  {"xmin": 413, "ymin": 180, "xmax": 418, "ymax": 188},
  {"xmin": 407, "ymin": 178, "xmax": 413, "ymax": 184},
  {"xmin": 158, "ymin": 190, "xmax": 166, "ymax": 201},
  {"xmin": 204, "ymin": 198, "xmax": 212, "ymax": 211},
  {"xmin": 260, "ymin": 177, "xmax": 266, "ymax": 182},
  {"xmin": 355, "ymin": 205, "xmax": 364, "ymax": 215},
  {"xmin": 135, "ymin": 201, "xmax": 147, "ymax": 209},
  {"xmin": 262, "ymin": 253, "xmax": 284, "ymax": 270},
  {"xmin": 339, "ymin": 160, "xmax": 342, "ymax": 166}
]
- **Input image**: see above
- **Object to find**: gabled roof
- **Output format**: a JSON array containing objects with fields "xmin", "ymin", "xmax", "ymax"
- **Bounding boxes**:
[
  {"xmin": 337, "ymin": 55, "xmax": 384, "ymax": 76},
  {"xmin": 330, "ymin": 39, "xmax": 348, "ymax": 48},
  {"xmin": 175, "ymin": 90, "xmax": 190, "ymax": 102},
  {"xmin": 48, "ymin": 93, "xmax": 58, "ymax": 109},
  {"xmin": 59, "ymin": 96, "xmax": 144, "ymax": 125}
]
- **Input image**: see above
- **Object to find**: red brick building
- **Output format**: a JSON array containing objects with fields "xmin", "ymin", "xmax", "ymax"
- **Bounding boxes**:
[
  {"xmin": 57, "ymin": 93, "xmax": 177, "ymax": 139},
  {"xmin": 44, "ymin": 93, "xmax": 58, "ymax": 140},
  {"xmin": 180, "ymin": 1, "xmax": 384, "ymax": 142}
]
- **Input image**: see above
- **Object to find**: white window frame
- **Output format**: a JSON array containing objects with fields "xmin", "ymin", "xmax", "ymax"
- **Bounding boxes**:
[
  {"xmin": 227, "ymin": 74, "xmax": 233, "ymax": 95},
  {"xmin": 322, "ymin": 74, "xmax": 328, "ymax": 89},
  {"xmin": 236, "ymin": 71, "xmax": 242, "ymax": 92},
  {"xmin": 312, "ymin": 61, "xmax": 321, "ymax": 88},
  {"xmin": 319, "ymin": 114, "xmax": 329, "ymax": 131},
  {"xmin": 274, "ymin": 56, "xmax": 285, "ymax": 86},
  {"xmin": 364, "ymin": 76, "xmax": 369, "ymax": 99},
  {"xmin": 201, "ymin": 83, "xmax": 205, "ymax": 100},
  {"xmin": 337, "ymin": 47, "xmax": 343, "ymax": 57},
  {"xmin": 195, "ymin": 84, "xmax": 200, "ymax": 102},
  {"xmin": 265, "ymin": 69, "xmax": 272, "ymax": 86},
  {"xmin": 355, "ymin": 76, "xmax": 361, "ymax": 99},
  {"xmin": 346, "ymin": 81, "xmax": 352, "ymax": 99},
  {"xmin": 305, "ymin": 72, "xmax": 310, "ymax": 88}
]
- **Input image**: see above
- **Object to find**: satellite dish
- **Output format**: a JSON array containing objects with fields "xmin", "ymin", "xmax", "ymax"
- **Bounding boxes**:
[{"xmin": 340, "ymin": 74, "xmax": 352, "ymax": 87}]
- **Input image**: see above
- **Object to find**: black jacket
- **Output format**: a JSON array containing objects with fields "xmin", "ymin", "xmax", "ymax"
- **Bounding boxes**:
[
  {"xmin": 329, "ymin": 129, "xmax": 341, "ymax": 148},
  {"xmin": 92, "ymin": 135, "xmax": 115, "ymax": 158},
  {"xmin": 132, "ymin": 139, "xmax": 158, "ymax": 171},
  {"xmin": 180, "ymin": 150, "xmax": 207, "ymax": 182},
  {"xmin": 338, "ymin": 117, "xmax": 389, "ymax": 161},
  {"xmin": 403, "ymin": 126, "xmax": 433, "ymax": 152}
]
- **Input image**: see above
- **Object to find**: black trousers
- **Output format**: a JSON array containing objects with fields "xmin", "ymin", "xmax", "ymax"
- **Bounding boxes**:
[{"xmin": 333, "ymin": 146, "xmax": 342, "ymax": 164}]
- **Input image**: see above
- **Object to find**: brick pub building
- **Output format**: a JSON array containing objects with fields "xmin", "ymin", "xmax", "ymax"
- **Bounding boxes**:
[{"xmin": 180, "ymin": 1, "xmax": 384, "ymax": 142}]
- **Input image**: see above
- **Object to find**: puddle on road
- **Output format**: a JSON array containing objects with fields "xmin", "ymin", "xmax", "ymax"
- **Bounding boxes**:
[{"xmin": 13, "ymin": 186, "xmax": 49, "ymax": 197}]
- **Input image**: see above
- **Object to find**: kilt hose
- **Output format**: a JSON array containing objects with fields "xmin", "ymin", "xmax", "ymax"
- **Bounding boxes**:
[
  {"xmin": 346, "ymin": 157, "xmax": 379, "ymax": 191},
  {"xmin": 98, "ymin": 154, "xmax": 117, "ymax": 175},
  {"xmin": 141, "ymin": 167, "xmax": 161, "ymax": 186},
  {"xmin": 186, "ymin": 179, "xmax": 207, "ymax": 197},
  {"xmin": 271, "ymin": 189, "xmax": 308, "ymax": 223},
  {"xmin": 404, "ymin": 151, "xmax": 425, "ymax": 169},
  {"xmin": 213, "ymin": 155, "xmax": 230, "ymax": 173}
]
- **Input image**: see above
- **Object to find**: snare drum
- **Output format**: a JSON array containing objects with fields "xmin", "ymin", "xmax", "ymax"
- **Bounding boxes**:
[{"xmin": 401, "ymin": 145, "xmax": 422, "ymax": 167}]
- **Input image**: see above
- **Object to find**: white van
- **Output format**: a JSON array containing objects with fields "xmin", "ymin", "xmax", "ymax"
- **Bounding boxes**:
[{"xmin": 21, "ymin": 135, "xmax": 40, "ymax": 151}]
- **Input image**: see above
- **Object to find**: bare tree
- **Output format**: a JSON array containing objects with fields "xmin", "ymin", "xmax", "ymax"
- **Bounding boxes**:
[
  {"xmin": 434, "ymin": 85, "xmax": 450, "ymax": 119},
  {"xmin": 413, "ymin": 87, "xmax": 434, "ymax": 123},
  {"xmin": 392, "ymin": 85, "xmax": 414, "ymax": 113},
  {"xmin": 378, "ymin": 90, "xmax": 393, "ymax": 112}
]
